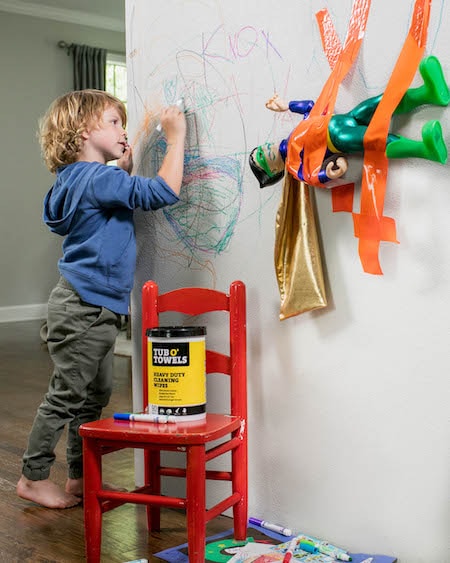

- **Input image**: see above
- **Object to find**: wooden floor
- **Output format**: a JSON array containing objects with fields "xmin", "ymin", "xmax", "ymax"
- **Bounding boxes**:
[{"xmin": 0, "ymin": 320, "xmax": 232, "ymax": 563}]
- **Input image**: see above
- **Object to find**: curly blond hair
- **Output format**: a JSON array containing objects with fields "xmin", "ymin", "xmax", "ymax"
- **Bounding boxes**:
[{"xmin": 39, "ymin": 89, "xmax": 127, "ymax": 173}]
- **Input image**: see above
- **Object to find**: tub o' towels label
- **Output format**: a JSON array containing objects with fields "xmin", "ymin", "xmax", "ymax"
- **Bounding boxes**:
[
  {"xmin": 153, "ymin": 342, "xmax": 190, "ymax": 366},
  {"xmin": 147, "ymin": 327, "xmax": 206, "ymax": 418}
]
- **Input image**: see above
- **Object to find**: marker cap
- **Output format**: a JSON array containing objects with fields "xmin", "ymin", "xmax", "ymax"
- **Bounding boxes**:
[{"xmin": 300, "ymin": 541, "xmax": 318, "ymax": 554}]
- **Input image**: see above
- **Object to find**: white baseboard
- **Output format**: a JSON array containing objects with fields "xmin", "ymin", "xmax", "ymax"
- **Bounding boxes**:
[{"xmin": 0, "ymin": 303, "xmax": 47, "ymax": 323}]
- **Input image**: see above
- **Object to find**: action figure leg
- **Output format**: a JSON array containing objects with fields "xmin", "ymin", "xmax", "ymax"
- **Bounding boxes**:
[
  {"xmin": 386, "ymin": 120, "xmax": 447, "ymax": 163},
  {"xmin": 395, "ymin": 56, "xmax": 450, "ymax": 114},
  {"xmin": 328, "ymin": 118, "xmax": 368, "ymax": 153},
  {"xmin": 347, "ymin": 57, "xmax": 448, "ymax": 122},
  {"xmin": 347, "ymin": 94, "xmax": 383, "ymax": 125}
]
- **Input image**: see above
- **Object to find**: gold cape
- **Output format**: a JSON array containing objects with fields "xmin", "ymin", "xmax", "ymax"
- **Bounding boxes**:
[{"xmin": 274, "ymin": 173, "xmax": 327, "ymax": 320}]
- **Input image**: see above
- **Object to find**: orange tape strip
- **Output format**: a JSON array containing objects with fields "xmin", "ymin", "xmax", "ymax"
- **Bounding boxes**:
[
  {"xmin": 352, "ymin": 213, "xmax": 398, "ymax": 241},
  {"xmin": 356, "ymin": 0, "xmax": 431, "ymax": 273},
  {"xmin": 317, "ymin": 10, "xmax": 359, "ymax": 215},
  {"xmin": 331, "ymin": 183, "xmax": 355, "ymax": 212},
  {"xmin": 316, "ymin": 9, "xmax": 342, "ymax": 70}
]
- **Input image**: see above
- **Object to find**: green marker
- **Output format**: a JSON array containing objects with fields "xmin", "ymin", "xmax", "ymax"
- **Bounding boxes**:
[{"xmin": 316, "ymin": 542, "xmax": 352, "ymax": 561}]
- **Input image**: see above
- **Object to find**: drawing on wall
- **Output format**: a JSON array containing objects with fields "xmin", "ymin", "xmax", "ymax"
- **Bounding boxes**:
[
  {"xmin": 247, "ymin": 0, "xmax": 449, "ymax": 318},
  {"xmin": 131, "ymin": 58, "xmax": 245, "ymax": 275},
  {"xmin": 127, "ymin": 13, "xmax": 288, "ymax": 284}
]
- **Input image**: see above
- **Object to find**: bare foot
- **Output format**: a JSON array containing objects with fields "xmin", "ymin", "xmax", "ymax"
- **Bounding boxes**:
[
  {"xmin": 65, "ymin": 477, "xmax": 127, "ymax": 497},
  {"xmin": 103, "ymin": 482, "xmax": 127, "ymax": 492},
  {"xmin": 17, "ymin": 475, "xmax": 81, "ymax": 509},
  {"xmin": 65, "ymin": 477, "xmax": 83, "ymax": 497}
]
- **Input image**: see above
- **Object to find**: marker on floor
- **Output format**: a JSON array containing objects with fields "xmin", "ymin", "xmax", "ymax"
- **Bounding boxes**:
[{"xmin": 249, "ymin": 516, "xmax": 293, "ymax": 536}]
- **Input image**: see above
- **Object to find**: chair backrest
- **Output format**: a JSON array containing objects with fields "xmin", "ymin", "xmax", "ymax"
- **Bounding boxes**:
[{"xmin": 141, "ymin": 280, "xmax": 247, "ymax": 419}]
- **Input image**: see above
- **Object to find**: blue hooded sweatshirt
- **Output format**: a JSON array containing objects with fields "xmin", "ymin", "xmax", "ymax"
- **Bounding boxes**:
[{"xmin": 43, "ymin": 161, "xmax": 179, "ymax": 314}]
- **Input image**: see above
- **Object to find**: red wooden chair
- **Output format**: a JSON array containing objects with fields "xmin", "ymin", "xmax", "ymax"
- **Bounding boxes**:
[{"xmin": 79, "ymin": 280, "xmax": 248, "ymax": 563}]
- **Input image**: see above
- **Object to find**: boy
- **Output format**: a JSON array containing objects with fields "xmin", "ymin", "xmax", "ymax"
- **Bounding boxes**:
[{"xmin": 16, "ymin": 89, "xmax": 186, "ymax": 508}]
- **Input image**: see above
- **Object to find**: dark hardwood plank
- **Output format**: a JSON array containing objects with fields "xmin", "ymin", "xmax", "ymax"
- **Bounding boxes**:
[{"xmin": 0, "ymin": 320, "xmax": 232, "ymax": 562}]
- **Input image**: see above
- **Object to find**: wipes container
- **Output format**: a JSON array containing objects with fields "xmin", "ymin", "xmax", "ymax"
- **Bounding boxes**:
[{"xmin": 146, "ymin": 326, "xmax": 206, "ymax": 421}]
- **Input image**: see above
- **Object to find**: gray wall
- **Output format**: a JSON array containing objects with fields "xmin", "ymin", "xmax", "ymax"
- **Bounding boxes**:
[{"xmin": 0, "ymin": 11, "xmax": 124, "ymax": 313}]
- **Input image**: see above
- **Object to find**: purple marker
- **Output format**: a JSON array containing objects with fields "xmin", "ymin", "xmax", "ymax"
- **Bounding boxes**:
[{"xmin": 249, "ymin": 517, "xmax": 292, "ymax": 536}]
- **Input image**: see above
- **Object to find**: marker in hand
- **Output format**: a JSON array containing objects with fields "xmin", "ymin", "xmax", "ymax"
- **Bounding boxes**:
[{"xmin": 156, "ymin": 98, "xmax": 185, "ymax": 132}]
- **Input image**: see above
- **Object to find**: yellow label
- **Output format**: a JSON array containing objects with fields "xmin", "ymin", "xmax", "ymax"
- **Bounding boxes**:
[{"xmin": 148, "ymin": 339, "xmax": 206, "ymax": 407}]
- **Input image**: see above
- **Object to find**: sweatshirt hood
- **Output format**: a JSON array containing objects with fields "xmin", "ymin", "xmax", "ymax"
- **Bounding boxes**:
[{"xmin": 43, "ymin": 162, "xmax": 101, "ymax": 235}]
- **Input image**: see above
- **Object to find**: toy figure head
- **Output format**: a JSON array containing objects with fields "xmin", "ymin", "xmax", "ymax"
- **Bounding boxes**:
[{"xmin": 249, "ymin": 142, "xmax": 285, "ymax": 188}]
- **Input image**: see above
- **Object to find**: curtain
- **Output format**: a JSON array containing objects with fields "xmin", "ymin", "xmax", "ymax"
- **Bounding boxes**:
[{"xmin": 72, "ymin": 44, "xmax": 107, "ymax": 90}]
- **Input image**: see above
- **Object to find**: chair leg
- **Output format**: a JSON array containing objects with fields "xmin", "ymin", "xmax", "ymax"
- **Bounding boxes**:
[
  {"xmin": 233, "ymin": 496, "xmax": 248, "ymax": 540},
  {"xmin": 83, "ymin": 438, "xmax": 103, "ymax": 563},
  {"xmin": 186, "ymin": 445, "xmax": 206, "ymax": 563},
  {"xmin": 145, "ymin": 449, "xmax": 161, "ymax": 531},
  {"xmin": 232, "ymin": 439, "xmax": 248, "ymax": 540}
]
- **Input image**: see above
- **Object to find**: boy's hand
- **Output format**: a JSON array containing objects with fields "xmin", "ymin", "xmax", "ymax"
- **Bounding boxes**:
[
  {"xmin": 160, "ymin": 105, "xmax": 187, "ymax": 142},
  {"xmin": 157, "ymin": 104, "xmax": 187, "ymax": 196},
  {"xmin": 117, "ymin": 144, "xmax": 133, "ymax": 174}
]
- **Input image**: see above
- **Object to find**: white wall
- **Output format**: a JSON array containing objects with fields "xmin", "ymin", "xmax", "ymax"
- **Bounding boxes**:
[
  {"xmin": 126, "ymin": 1, "xmax": 450, "ymax": 561},
  {"xmin": 0, "ymin": 8, "xmax": 124, "ymax": 317}
]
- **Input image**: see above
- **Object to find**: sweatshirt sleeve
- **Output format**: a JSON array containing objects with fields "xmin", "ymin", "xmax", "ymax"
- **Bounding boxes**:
[{"xmin": 89, "ymin": 165, "xmax": 179, "ymax": 210}]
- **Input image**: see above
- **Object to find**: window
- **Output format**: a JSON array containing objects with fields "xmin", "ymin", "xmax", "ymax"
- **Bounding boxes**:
[
  {"xmin": 106, "ymin": 54, "xmax": 127, "ymax": 107},
  {"xmin": 105, "ymin": 54, "xmax": 127, "ymax": 167}
]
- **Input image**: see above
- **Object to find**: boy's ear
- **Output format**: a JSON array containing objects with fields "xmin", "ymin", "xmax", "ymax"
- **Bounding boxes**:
[
  {"xmin": 80, "ymin": 127, "xmax": 91, "ymax": 141},
  {"xmin": 81, "ymin": 117, "xmax": 99, "ymax": 139}
]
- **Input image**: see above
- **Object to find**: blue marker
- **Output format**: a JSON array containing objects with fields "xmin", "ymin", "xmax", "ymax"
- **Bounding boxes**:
[{"xmin": 114, "ymin": 413, "xmax": 177, "ymax": 423}]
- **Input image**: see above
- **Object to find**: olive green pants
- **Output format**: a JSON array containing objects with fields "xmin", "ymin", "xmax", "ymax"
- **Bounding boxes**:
[{"xmin": 22, "ymin": 277, "xmax": 120, "ymax": 480}]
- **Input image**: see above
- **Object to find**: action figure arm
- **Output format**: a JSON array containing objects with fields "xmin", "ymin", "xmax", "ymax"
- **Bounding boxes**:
[
  {"xmin": 288, "ymin": 100, "xmax": 315, "ymax": 116},
  {"xmin": 318, "ymin": 154, "xmax": 348, "ymax": 184},
  {"xmin": 265, "ymin": 94, "xmax": 289, "ymax": 111},
  {"xmin": 266, "ymin": 94, "xmax": 314, "ymax": 118}
]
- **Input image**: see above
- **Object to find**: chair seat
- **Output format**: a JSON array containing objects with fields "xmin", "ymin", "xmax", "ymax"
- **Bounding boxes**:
[{"xmin": 79, "ymin": 413, "xmax": 243, "ymax": 445}]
